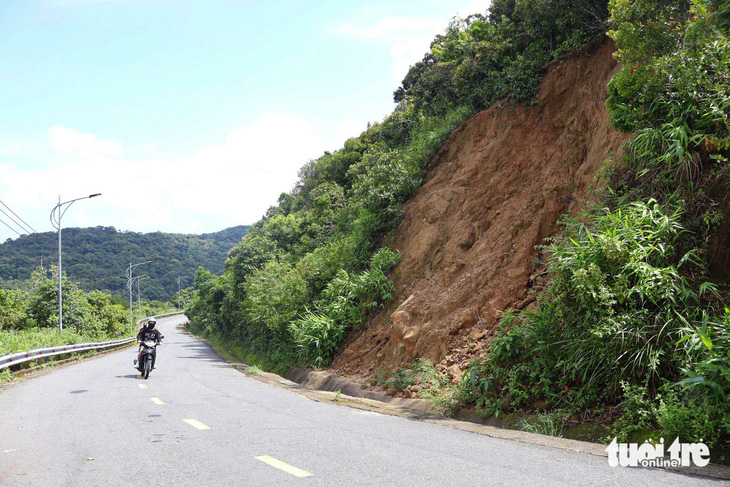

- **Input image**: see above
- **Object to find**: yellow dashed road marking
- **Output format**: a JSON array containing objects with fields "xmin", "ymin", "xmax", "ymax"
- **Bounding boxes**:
[
  {"xmin": 183, "ymin": 419, "xmax": 210, "ymax": 430},
  {"xmin": 255, "ymin": 455, "xmax": 313, "ymax": 478},
  {"xmin": 138, "ymin": 384, "xmax": 147, "ymax": 389},
  {"xmin": 150, "ymin": 397, "xmax": 165, "ymax": 405}
]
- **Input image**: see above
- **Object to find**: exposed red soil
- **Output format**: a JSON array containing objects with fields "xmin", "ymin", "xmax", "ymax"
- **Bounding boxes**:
[{"xmin": 330, "ymin": 38, "xmax": 632, "ymax": 390}]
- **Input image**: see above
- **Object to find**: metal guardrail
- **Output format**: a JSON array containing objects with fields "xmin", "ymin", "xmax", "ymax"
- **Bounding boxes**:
[
  {"xmin": 147, "ymin": 312, "xmax": 184, "ymax": 321},
  {"xmin": 0, "ymin": 337, "xmax": 137, "ymax": 369},
  {"xmin": 0, "ymin": 312, "xmax": 185, "ymax": 370}
]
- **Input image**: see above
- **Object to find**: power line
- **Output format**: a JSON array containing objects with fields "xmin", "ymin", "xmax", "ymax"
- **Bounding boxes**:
[
  {"xmin": 0, "ymin": 200, "xmax": 38, "ymax": 234},
  {"xmin": 0, "ymin": 207, "xmax": 27, "ymax": 235},
  {"xmin": 0, "ymin": 215, "xmax": 23, "ymax": 237}
]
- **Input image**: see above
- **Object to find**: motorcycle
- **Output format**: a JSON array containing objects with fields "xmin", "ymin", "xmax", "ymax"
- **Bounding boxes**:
[{"xmin": 137, "ymin": 337, "xmax": 163, "ymax": 379}]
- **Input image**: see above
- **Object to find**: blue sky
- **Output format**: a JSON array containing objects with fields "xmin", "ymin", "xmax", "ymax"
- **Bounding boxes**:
[{"xmin": 0, "ymin": 0, "xmax": 490, "ymax": 242}]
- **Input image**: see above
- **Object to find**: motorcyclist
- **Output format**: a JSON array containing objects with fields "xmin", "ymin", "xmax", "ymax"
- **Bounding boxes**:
[{"xmin": 134, "ymin": 318, "xmax": 163, "ymax": 369}]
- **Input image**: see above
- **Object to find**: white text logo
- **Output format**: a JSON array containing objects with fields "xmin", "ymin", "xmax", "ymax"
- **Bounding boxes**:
[{"xmin": 606, "ymin": 437, "xmax": 710, "ymax": 468}]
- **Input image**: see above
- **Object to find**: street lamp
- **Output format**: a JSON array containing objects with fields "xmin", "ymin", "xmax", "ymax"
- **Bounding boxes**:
[
  {"xmin": 133, "ymin": 275, "xmax": 150, "ymax": 317},
  {"xmin": 50, "ymin": 193, "xmax": 101, "ymax": 334},
  {"xmin": 177, "ymin": 276, "xmax": 183, "ymax": 309},
  {"xmin": 126, "ymin": 260, "xmax": 151, "ymax": 332}
]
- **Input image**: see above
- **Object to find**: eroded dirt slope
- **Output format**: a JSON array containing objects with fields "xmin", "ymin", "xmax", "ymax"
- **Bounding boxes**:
[{"xmin": 331, "ymin": 38, "xmax": 631, "ymax": 386}]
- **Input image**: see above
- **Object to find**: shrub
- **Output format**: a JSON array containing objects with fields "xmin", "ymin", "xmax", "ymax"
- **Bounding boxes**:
[
  {"xmin": 288, "ymin": 247, "xmax": 400, "ymax": 366},
  {"xmin": 518, "ymin": 412, "xmax": 566, "ymax": 437},
  {"xmin": 0, "ymin": 289, "xmax": 29, "ymax": 331},
  {"xmin": 607, "ymin": 0, "xmax": 730, "ymax": 203},
  {"xmin": 288, "ymin": 311, "xmax": 346, "ymax": 368},
  {"xmin": 677, "ymin": 308, "xmax": 730, "ymax": 404},
  {"xmin": 413, "ymin": 358, "xmax": 460, "ymax": 415},
  {"xmin": 610, "ymin": 382, "xmax": 730, "ymax": 449},
  {"xmin": 461, "ymin": 199, "xmax": 713, "ymax": 415},
  {"xmin": 385, "ymin": 368, "xmax": 415, "ymax": 392},
  {"xmin": 655, "ymin": 392, "xmax": 717, "ymax": 445},
  {"xmin": 243, "ymin": 260, "xmax": 309, "ymax": 334},
  {"xmin": 316, "ymin": 247, "xmax": 399, "ymax": 331}
]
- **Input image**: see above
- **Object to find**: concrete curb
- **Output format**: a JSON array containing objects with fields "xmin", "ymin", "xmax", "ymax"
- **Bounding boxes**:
[
  {"xmin": 274, "ymin": 368, "xmax": 730, "ymax": 481},
  {"xmin": 281, "ymin": 367, "xmax": 608, "ymax": 456}
]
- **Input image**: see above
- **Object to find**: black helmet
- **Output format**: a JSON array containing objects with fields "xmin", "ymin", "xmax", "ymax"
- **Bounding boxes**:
[{"xmin": 147, "ymin": 319, "xmax": 157, "ymax": 329}]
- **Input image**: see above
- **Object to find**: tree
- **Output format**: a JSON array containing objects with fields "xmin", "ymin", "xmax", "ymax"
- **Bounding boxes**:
[
  {"xmin": 0, "ymin": 289, "xmax": 29, "ymax": 330},
  {"xmin": 25, "ymin": 269, "xmax": 88, "ymax": 331},
  {"xmin": 86, "ymin": 290, "xmax": 127, "ymax": 337}
]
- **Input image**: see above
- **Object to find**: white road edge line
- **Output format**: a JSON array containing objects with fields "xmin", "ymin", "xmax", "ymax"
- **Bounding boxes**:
[{"xmin": 255, "ymin": 455, "xmax": 313, "ymax": 478}]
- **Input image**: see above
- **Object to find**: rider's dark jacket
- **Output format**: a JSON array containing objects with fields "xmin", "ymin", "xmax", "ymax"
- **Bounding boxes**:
[{"xmin": 137, "ymin": 325, "xmax": 162, "ymax": 342}]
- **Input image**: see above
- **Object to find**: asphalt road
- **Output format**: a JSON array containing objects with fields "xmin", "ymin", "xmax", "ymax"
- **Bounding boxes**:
[{"xmin": 0, "ymin": 316, "xmax": 722, "ymax": 486}]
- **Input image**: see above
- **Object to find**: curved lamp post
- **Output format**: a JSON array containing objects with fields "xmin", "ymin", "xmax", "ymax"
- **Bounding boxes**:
[{"xmin": 50, "ymin": 193, "xmax": 101, "ymax": 334}]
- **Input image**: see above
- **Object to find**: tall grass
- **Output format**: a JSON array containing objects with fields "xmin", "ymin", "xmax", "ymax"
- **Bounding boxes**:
[
  {"xmin": 460, "ymin": 200, "xmax": 712, "ymax": 413},
  {"xmin": 0, "ymin": 328, "xmax": 126, "ymax": 355}
]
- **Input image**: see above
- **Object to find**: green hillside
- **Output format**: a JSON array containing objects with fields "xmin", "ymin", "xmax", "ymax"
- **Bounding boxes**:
[
  {"xmin": 184, "ymin": 0, "xmax": 730, "ymax": 453},
  {"xmin": 0, "ymin": 225, "xmax": 248, "ymax": 302},
  {"xmin": 185, "ymin": 0, "xmax": 613, "ymax": 368}
]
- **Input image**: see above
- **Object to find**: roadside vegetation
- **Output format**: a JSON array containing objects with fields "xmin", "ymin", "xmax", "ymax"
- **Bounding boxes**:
[
  {"xmin": 0, "ymin": 266, "xmax": 178, "ymax": 379},
  {"xmin": 458, "ymin": 0, "xmax": 730, "ymax": 457},
  {"xmin": 1, "ymin": 266, "xmax": 128, "ymax": 342}
]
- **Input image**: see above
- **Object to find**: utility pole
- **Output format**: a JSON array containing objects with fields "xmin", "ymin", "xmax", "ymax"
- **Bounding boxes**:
[
  {"xmin": 126, "ymin": 260, "xmax": 151, "ymax": 333},
  {"xmin": 178, "ymin": 276, "xmax": 182, "ymax": 309},
  {"xmin": 135, "ymin": 275, "xmax": 149, "ymax": 317},
  {"xmin": 50, "ymin": 193, "xmax": 101, "ymax": 333}
]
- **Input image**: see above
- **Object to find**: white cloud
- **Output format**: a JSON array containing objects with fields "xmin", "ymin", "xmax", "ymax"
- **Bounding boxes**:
[
  {"xmin": 157, "ymin": 112, "xmax": 330, "ymax": 224},
  {"xmin": 337, "ymin": 1, "xmax": 492, "ymax": 85},
  {"xmin": 338, "ymin": 16, "xmax": 443, "ymax": 85},
  {"xmin": 105, "ymin": 112, "xmax": 332, "ymax": 231},
  {"xmin": 49, "ymin": 125, "xmax": 122, "ymax": 159},
  {"xmin": 0, "ymin": 114, "xmax": 335, "ymax": 241},
  {"xmin": 333, "ymin": 119, "xmax": 369, "ymax": 144},
  {"xmin": 338, "ymin": 16, "xmax": 441, "ymax": 41},
  {"xmin": 0, "ymin": 142, "xmax": 24, "ymax": 157},
  {"xmin": 455, "ymin": 0, "xmax": 492, "ymax": 18}
]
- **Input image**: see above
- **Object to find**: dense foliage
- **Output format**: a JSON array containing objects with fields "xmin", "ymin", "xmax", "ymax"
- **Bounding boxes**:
[
  {"xmin": 0, "ymin": 266, "xmax": 135, "ymax": 364},
  {"xmin": 395, "ymin": 0, "xmax": 608, "ymax": 116},
  {"xmin": 185, "ymin": 1, "xmax": 612, "ymax": 372},
  {"xmin": 0, "ymin": 266, "xmax": 128, "ymax": 336},
  {"xmin": 460, "ymin": 0, "xmax": 730, "ymax": 453},
  {"xmin": 0, "ymin": 225, "xmax": 247, "ymax": 302}
]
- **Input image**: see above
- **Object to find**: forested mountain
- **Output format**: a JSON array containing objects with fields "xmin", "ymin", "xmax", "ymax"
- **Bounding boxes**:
[{"xmin": 0, "ymin": 225, "xmax": 248, "ymax": 301}]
